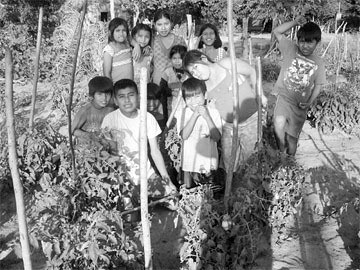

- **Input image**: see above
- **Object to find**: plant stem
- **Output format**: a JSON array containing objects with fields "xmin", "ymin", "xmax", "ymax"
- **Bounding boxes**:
[{"xmin": 5, "ymin": 47, "xmax": 33, "ymax": 270}]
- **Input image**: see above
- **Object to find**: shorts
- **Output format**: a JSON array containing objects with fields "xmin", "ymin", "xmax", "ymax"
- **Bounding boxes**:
[{"xmin": 274, "ymin": 95, "xmax": 307, "ymax": 138}]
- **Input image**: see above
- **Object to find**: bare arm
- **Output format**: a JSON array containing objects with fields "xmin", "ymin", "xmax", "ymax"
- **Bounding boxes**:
[
  {"xmin": 180, "ymin": 109, "xmax": 200, "ymax": 140},
  {"xmin": 299, "ymin": 84, "xmax": 323, "ymax": 109},
  {"xmin": 273, "ymin": 15, "xmax": 307, "ymax": 42},
  {"xmin": 148, "ymin": 137, "xmax": 169, "ymax": 179},
  {"xmin": 197, "ymin": 106, "xmax": 221, "ymax": 142},
  {"xmin": 103, "ymin": 52, "xmax": 112, "ymax": 79}
]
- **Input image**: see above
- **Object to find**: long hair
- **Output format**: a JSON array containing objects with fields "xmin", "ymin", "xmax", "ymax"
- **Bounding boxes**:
[
  {"xmin": 108, "ymin": 17, "xmax": 130, "ymax": 43},
  {"xmin": 198, "ymin": 23, "xmax": 222, "ymax": 49},
  {"xmin": 131, "ymin": 23, "xmax": 152, "ymax": 47},
  {"xmin": 182, "ymin": 50, "xmax": 214, "ymax": 72}
]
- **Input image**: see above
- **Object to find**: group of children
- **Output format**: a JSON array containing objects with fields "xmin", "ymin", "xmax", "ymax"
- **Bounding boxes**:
[{"xmin": 72, "ymin": 10, "xmax": 327, "ymax": 209}]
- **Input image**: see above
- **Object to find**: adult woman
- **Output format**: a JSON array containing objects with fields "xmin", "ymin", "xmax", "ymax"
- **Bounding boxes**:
[{"xmin": 183, "ymin": 50, "xmax": 267, "ymax": 173}]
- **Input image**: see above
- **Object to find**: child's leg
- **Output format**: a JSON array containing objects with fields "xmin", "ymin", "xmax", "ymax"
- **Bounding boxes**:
[
  {"xmin": 183, "ymin": 171, "xmax": 193, "ymax": 189},
  {"xmin": 273, "ymin": 115, "xmax": 287, "ymax": 152},
  {"xmin": 286, "ymin": 133, "xmax": 298, "ymax": 156}
]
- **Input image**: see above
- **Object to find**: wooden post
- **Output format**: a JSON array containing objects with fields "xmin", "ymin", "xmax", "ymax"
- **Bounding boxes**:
[
  {"xmin": 255, "ymin": 57, "xmax": 263, "ymax": 151},
  {"xmin": 5, "ymin": 47, "xmax": 33, "ymax": 270},
  {"xmin": 249, "ymin": 37, "xmax": 253, "ymax": 65},
  {"xmin": 224, "ymin": 0, "xmax": 239, "ymax": 210},
  {"xmin": 67, "ymin": 0, "xmax": 87, "ymax": 179},
  {"xmin": 29, "ymin": 6, "xmax": 43, "ymax": 131},
  {"xmin": 110, "ymin": 0, "xmax": 115, "ymax": 20},
  {"xmin": 139, "ymin": 67, "xmax": 152, "ymax": 270},
  {"xmin": 242, "ymin": 17, "xmax": 249, "ymax": 60}
]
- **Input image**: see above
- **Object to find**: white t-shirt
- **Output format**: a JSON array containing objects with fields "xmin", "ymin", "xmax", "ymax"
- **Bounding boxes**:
[
  {"xmin": 101, "ymin": 109, "xmax": 161, "ymax": 185},
  {"xmin": 175, "ymin": 106, "xmax": 223, "ymax": 173}
]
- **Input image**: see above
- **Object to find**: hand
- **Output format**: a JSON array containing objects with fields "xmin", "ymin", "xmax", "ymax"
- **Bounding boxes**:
[
  {"xmin": 132, "ymin": 43, "xmax": 141, "ymax": 62},
  {"xmin": 142, "ymin": 45, "xmax": 152, "ymax": 56},
  {"xmin": 261, "ymin": 95, "xmax": 268, "ymax": 108},
  {"xmin": 295, "ymin": 15, "xmax": 307, "ymax": 26},
  {"xmin": 298, "ymin": 102, "xmax": 309, "ymax": 109},
  {"xmin": 197, "ymin": 105, "xmax": 209, "ymax": 118}
]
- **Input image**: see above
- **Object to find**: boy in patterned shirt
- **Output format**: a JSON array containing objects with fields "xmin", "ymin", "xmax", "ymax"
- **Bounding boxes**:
[{"xmin": 272, "ymin": 16, "xmax": 327, "ymax": 156}]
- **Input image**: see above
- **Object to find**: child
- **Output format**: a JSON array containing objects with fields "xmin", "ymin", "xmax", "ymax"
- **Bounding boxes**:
[
  {"xmin": 103, "ymin": 17, "xmax": 133, "ymax": 83},
  {"xmin": 272, "ymin": 16, "xmax": 326, "ymax": 156},
  {"xmin": 183, "ymin": 50, "xmax": 267, "ymax": 174},
  {"xmin": 151, "ymin": 9, "xmax": 187, "ymax": 85},
  {"xmin": 176, "ymin": 78, "xmax": 222, "ymax": 189},
  {"xmin": 159, "ymin": 44, "xmax": 189, "ymax": 121},
  {"xmin": 101, "ymin": 79, "xmax": 177, "ymax": 207},
  {"xmin": 197, "ymin": 23, "xmax": 228, "ymax": 62},
  {"xmin": 147, "ymin": 82, "xmax": 166, "ymax": 130},
  {"xmin": 72, "ymin": 76, "xmax": 114, "ymax": 147},
  {"xmin": 132, "ymin": 23, "xmax": 153, "ymax": 87}
]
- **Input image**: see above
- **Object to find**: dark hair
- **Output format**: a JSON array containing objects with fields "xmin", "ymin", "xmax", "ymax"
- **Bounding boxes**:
[
  {"xmin": 169, "ymin": 44, "xmax": 187, "ymax": 59},
  {"xmin": 297, "ymin": 22, "xmax": 321, "ymax": 43},
  {"xmin": 153, "ymin": 9, "xmax": 172, "ymax": 24},
  {"xmin": 131, "ymin": 23, "xmax": 152, "ymax": 47},
  {"xmin": 147, "ymin": 83, "xmax": 161, "ymax": 100},
  {"xmin": 182, "ymin": 50, "xmax": 214, "ymax": 72},
  {"xmin": 108, "ymin": 17, "xmax": 130, "ymax": 43},
  {"xmin": 198, "ymin": 23, "xmax": 222, "ymax": 49},
  {"xmin": 181, "ymin": 77, "xmax": 207, "ymax": 99},
  {"xmin": 113, "ymin": 79, "xmax": 138, "ymax": 95},
  {"xmin": 88, "ymin": 76, "xmax": 113, "ymax": 97}
]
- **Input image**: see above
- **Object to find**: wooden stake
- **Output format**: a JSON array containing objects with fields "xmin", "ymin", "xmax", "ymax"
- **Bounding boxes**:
[
  {"xmin": 224, "ymin": 0, "xmax": 239, "ymax": 210},
  {"xmin": 166, "ymin": 93, "xmax": 183, "ymax": 128},
  {"xmin": 29, "ymin": 6, "xmax": 43, "ymax": 132},
  {"xmin": 67, "ymin": 0, "xmax": 87, "ymax": 179},
  {"xmin": 249, "ymin": 37, "xmax": 253, "ymax": 65},
  {"xmin": 256, "ymin": 57, "xmax": 263, "ymax": 151},
  {"xmin": 110, "ymin": 0, "xmax": 115, "ymax": 20},
  {"xmin": 139, "ymin": 67, "xmax": 152, "ymax": 270},
  {"xmin": 5, "ymin": 47, "xmax": 33, "ymax": 270}
]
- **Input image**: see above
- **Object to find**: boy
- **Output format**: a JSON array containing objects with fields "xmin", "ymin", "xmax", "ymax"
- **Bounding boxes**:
[
  {"xmin": 72, "ymin": 76, "xmax": 114, "ymax": 148},
  {"xmin": 175, "ymin": 78, "xmax": 222, "ymax": 189},
  {"xmin": 272, "ymin": 16, "xmax": 327, "ymax": 156},
  {"xmin": 147, "ymin": 82, "xmax": 166, "ymax": 130},
  {"xmin": 101, "ymin": 79, "xmax": 177, "ymax": 208}
]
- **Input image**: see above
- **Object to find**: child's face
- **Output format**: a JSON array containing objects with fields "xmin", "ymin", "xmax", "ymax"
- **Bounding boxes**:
[
  {"xmin": 155, "ymin": 17, "xmax": 171, "ymax": 37},
  {"xmin": 297, "ymin": 39, "xmax": 318, "ymax": 57},
  {"xmin": 171, "ymin": 53, "xmax": 183, "ymax": 69},
  {"xmin": 113, "ymin": 25, "xmax": 127, "ymax": 43},
  {"xmin": 114, "ymin": 87, "xmax": 138, "ymax": 117},
  {"xmin": 93, "ymin": 92, "xmax": 111, "ymax": 108},
  {"xmin": 201, "ymin": 27, "xmax": 216, "ymax": 47},
  {"xmin": 147, "ymin": 98, "xmax": 160, "ymax": 112},
  {"xmin": 185, "ymin": 92, "xmax": 205, "ymax": 110},
  {"xmin": 187, "ymin": 63, "xmax": 210, "ymax": 81},
  {"xmin": 135, "ymin": 29, "xmax": 151, "ymax": 48}
]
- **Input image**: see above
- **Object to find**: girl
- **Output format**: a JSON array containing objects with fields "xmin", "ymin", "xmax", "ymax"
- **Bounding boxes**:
[
  {"xmin": 197, "ymin": 23, "xmax": 228, "ymax": 63},
  {"xmin": 131, "ymin": 23, "xmax": 153, "ymax": 87},
  {"xmin": 103, "ymin": 18, "xmax": 133, "ymax": 83},
  {"xmin": 160, "ymin": 44, "xmax": 189, "ymax": 121},
  {"xmin": 152, "ymin": 9, "xmax": 187, "ymax": 85},
  {"xmin": 183, "ymin": 50, "xmax": 267, "ymax": 174},
  {"xmin": 175, "ymin": 78, "xmax": 222, "ymax": 189}
]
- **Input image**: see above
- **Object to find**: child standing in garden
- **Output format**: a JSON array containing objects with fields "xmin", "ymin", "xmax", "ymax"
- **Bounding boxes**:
[
  {"xmin": 103, "ymin": 18, "xmax": 133, "ymax": 83},
  {"xmin": 175, "ymin": 78, "xmax": 222, "ymax": 189},
  {"xmin": 72, "ymin": 76, "xmax": 114, "ymax": 147},
  {"xmin": 272, "ymin": 16, "xmax": 327, "ymax": 156},
  {"xmin": 101, "ymin": 79, "xmax": 177, "ymax": 208},
  {"xmin": 159, "ymin": 44, "xmax": 189, "ymax": 121},
  {"xmin": 151, "ymin": 9, "xmax": 187, "ymax": 85},
  {"xmin": 131, "ymin": 23, "xmax": 153, "ymax": 87},
  {"xmin": 197, "ymin": 23, "xmax": 228, "ymax": 63},
  {"xmin": 183, "ymin": 50, "xmax": 267, "ymax": 174}
]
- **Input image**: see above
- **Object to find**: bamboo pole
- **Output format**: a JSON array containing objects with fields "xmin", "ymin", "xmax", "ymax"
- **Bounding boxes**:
[
  {"xmin": 5, "ymin": 47, "xmax": 33, "ymax": 270},
  {"xmin": 110, "ymin": 0, "xmax": 115, "ymax": 20},
  {"xmin": 166, "ymin": 93, "xmax": 183, "ymax": 128},
  {"xmin": 224, "ymin": 0, "xmax": 239, "ymax": 210},
  {"xmin": 249, "ymin": 36, "xmax": 253, "ymax": 65},
  {"xmin": 67, "ymin": 1, "xmax": 87, "ymax": 179},
  {"xmin": 139, "ymin": 67, "xmax": 152, "ymax": 270},
  {"xmin": 29, "ymin": 6, "xmax": 43, "ymax": 131},
  {"xmin": 256, "ymin": 57, "xmax": 263, "ymax": 151}
]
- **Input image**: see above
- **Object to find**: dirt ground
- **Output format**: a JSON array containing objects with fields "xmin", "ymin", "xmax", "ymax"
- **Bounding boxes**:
[{"xmin": 1, "ymin": 36, "xmax": 360, "ymax": 269}]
